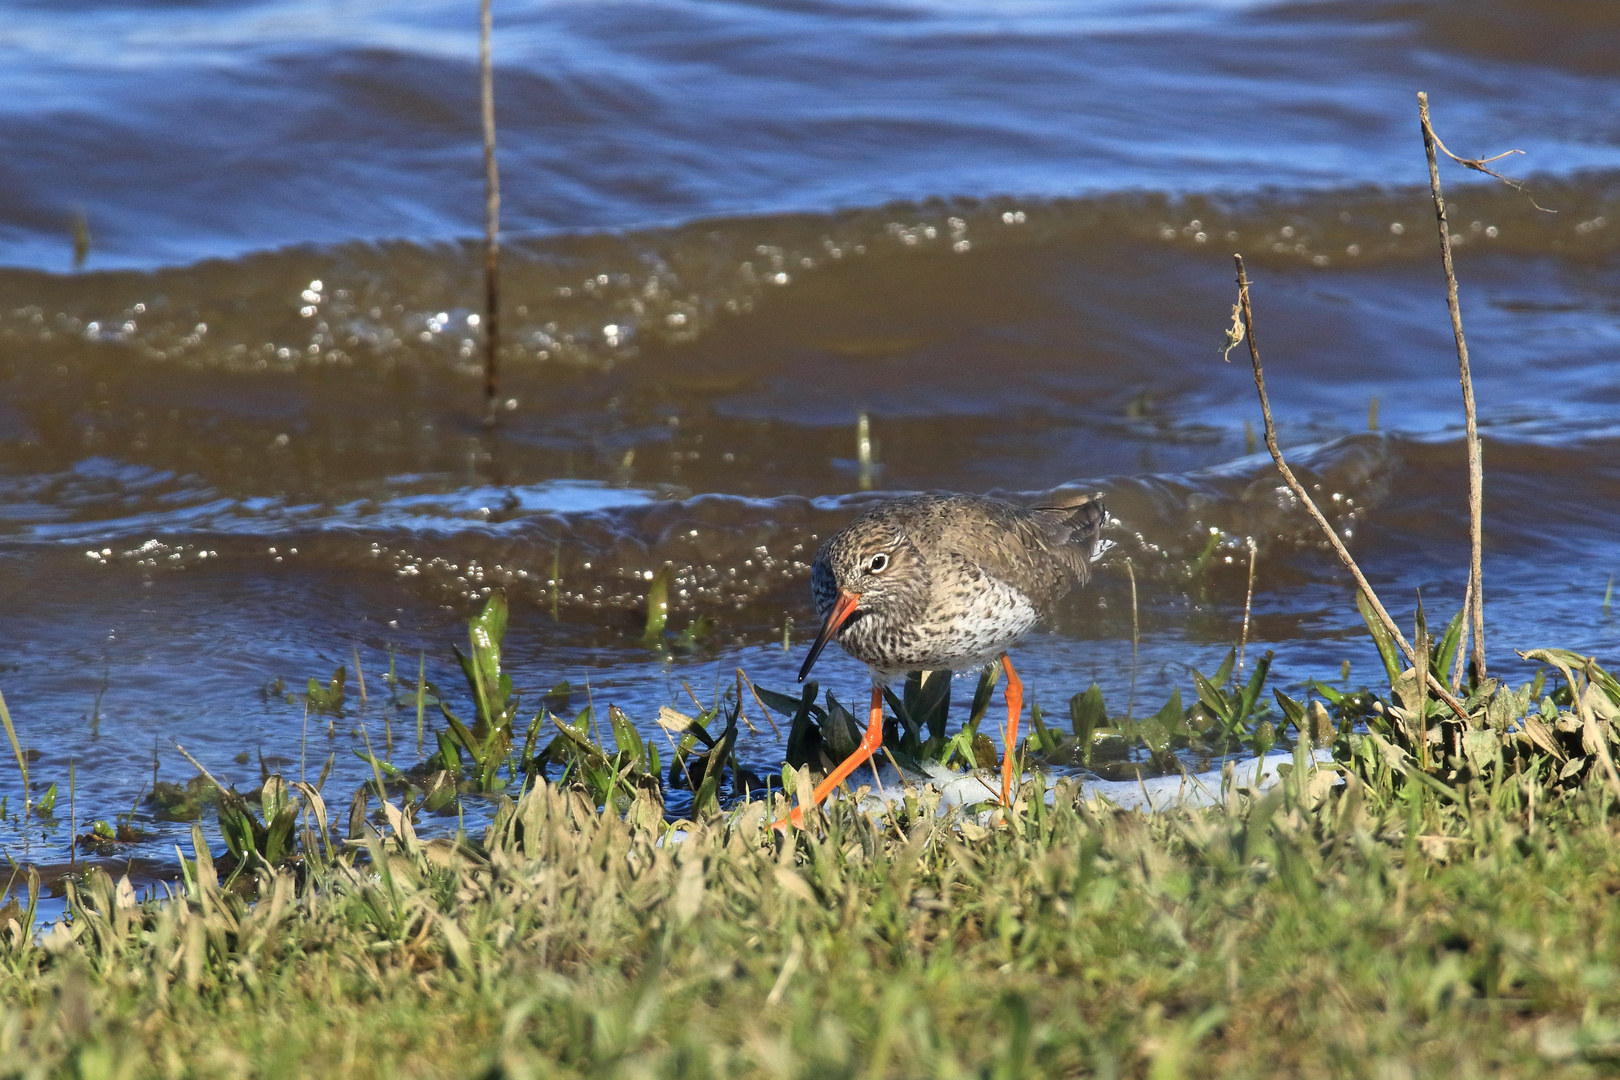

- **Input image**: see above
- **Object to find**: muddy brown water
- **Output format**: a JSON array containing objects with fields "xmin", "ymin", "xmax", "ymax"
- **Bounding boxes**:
[{"xmin": 1, "ymin": 0, "xmax": 1619, "ymax": 883}]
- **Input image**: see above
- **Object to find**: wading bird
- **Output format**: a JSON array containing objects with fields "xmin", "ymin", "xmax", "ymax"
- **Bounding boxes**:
[{"xmin": 779, "ymin": 492, "xmax": 1109, "ymax": 828}]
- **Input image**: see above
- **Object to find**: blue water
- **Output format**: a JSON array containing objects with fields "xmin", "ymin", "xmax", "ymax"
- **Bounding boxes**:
[
  {"xmin": 0, "ymin": 0, "xmax": 1617, "ymax": 881},
  {"xmin": 4, "ymin": 0, "xmax": 1619, "ymax": 268}
]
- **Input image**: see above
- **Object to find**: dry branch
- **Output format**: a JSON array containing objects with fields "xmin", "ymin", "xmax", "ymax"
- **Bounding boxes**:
[
  {"xmin": 1421, "ymin": 114, "xmax": 1554, "ymax": 214},
  {"xmin": 1418, "ymin": 93, "xmax": 1487, "ymax": 682},
  {"xmin": 171, "ymin": 740, "xmax": 232, "ymax": 796},
  {"xmin": 1238, "ymin": 535, "xmax": 1257, "ymax": 674},
  {"xmin": 1124, "ymin": 557, "xmax": 1139, "ymax": 720},
  {"xmin": 1232, "ymin": 255, "xmax": 1469, "ymax": 721}
]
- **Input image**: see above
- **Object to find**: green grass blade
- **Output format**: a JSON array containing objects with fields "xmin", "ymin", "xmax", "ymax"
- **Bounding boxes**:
[
  {"xmin": 0, "ymin": 689, "xmax": 29, "ymax": 821},
  {"xmin": 1356, "ymin": 590, "xmax": 1403, "ymax": 689}
]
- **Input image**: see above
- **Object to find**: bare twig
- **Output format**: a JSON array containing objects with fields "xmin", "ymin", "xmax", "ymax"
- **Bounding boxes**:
[
  {"xmin": 1418, "ymin": 93, "xmax": 1487, "ymax": 682},
  {"xmin": 1422, "ymin": 109, "xmax": 1554, "ymax": 214},
  {"xmin": 480, "ymin": 0, "xmax": 502, "ymax": 419},
  {"xmin": 653, "ymin": 719, "xmax": 701, "ymax": 795},
  {"xmin": 1237, "ymin": 535, "xmax": 1257, "ymax": 673},
  {"xmin": 730, "ymin": 669, "xmax": 761, "ymax": 735},
  {"xmin": 1124, "ymin": 557, "xmax": 1139, "ymax": 720},
  {"xmin": 171, "ymin": 741, "xmax": 232, "ymax": 796},
  {"xmin": 68, "ymin": 761, "xmax": 76, "ymax": 870},
  {"xmin": 735, "ymin": 669, "xmax": 783, "ymax": 738},
  {"xmin": 1233, "ymin": 254, "xmax": 1469, "ymax": 721}
]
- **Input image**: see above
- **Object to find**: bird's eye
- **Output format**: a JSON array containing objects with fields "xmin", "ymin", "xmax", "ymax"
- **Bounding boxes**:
[{"xmin": 867, "ymin": 553, "xmax": 889, "ymax": 573}]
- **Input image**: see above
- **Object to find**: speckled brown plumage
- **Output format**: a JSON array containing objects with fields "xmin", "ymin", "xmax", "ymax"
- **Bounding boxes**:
[
  {"xmin": 773, "ymin": 491, "xmax": 1108, "ymax": 828},
  {"xmin": 803, "ymin": 493, "xmax": 1109, "ymax": 683}
]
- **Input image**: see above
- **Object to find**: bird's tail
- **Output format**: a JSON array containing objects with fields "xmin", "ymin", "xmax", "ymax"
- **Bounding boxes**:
[{"xmin": 1033, "ymin": 495, "xmax": 1113, "ymax": 578}]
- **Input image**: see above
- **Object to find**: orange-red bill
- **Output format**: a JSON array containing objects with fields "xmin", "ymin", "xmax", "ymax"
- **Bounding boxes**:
[{"xmin": 798, "ymin": 588, "xmax": 860, "ymax": 682}]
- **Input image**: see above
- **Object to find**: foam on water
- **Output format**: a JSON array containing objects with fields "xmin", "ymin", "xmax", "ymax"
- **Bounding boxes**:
[{"xmin": 850, "ymin": 749, "xmax": 1338, "ymax": 817}]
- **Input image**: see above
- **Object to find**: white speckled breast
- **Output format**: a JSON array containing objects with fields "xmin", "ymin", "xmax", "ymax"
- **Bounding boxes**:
[
  {"xmin": 839, "ymin": 556, "xmax": 1038, "ymax": 682},
  {"xmin": 806, "ymin": 492, "xmax": 1107, "ymax": 687}
]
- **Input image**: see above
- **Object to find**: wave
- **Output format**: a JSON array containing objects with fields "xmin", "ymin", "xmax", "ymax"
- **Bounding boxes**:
[{"xmin": 4, "ymin": 178, "xmax": 1616, "ymax": 379}]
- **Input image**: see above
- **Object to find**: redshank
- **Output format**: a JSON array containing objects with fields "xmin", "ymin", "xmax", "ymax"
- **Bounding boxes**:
[{"xmin": 779, "ymin": 492, "xmax": 1109, "ymax": 828}]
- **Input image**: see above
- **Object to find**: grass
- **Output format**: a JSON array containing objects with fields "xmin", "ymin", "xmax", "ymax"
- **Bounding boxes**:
[{"xmin": 6, "ymin": 728, "xmax": 1620, "ymax": 1078}]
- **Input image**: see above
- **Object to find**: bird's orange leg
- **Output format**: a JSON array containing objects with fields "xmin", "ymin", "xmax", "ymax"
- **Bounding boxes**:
[
  {"xmin": 773, "ymin": 686, "xmax": 884, "ymax": 831},
  {"xmin": 1000, "ymin": 652, "xmax": 1023, "ymax": 807}
]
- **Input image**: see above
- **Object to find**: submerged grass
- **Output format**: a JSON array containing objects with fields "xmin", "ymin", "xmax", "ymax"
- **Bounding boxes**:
[{"xmin": 6, "ymin": 738, "xmax": 1620, "ymax": 1077}]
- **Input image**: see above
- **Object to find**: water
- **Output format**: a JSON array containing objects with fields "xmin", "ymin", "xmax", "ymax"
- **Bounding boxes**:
[{"xmin": 2, "ymin": 0, "xmax": 1619, "ymax": 881}]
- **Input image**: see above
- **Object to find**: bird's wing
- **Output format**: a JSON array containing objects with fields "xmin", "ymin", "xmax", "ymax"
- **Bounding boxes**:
[
  {"xmin": 933, "ymin": 494, "xmax": 1109, "ymax": 614},
  {"xmin": 1026, "ymin": 496, "xmax": 1111, "ymax": 585}
]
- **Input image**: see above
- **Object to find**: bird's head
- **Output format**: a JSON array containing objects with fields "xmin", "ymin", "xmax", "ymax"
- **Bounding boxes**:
[{"xmin": 798, "ymin": 520, "xmax": 926, "ymax": 681}]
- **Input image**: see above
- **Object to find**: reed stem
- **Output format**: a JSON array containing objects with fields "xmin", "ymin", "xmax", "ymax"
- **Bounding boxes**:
[
  {"xmin": 1418, "ymin": 92, "xmax": 1487, "ymax": 682},
  {"xmin": 480, "ymin": 0, "xmax": 502, "ymax": 418},
  {"xmin": 1238, "ymin": 535, "xmax": 1257, "ymax": 673},
  {"xmin": 1125, "ymin": 557, "xmax": 1139, "ymax": 720},
  {"xmin": 68, "ymin": 761, "xmax": 77, "ymax": 870},
  {"xmin": 1233, "ymin": 254, "xmax": 1469, "ymax": 721}
]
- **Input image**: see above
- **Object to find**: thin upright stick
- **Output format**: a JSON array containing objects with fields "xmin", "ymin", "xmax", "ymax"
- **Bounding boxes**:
[
  {"xmin": 735, "ymin": 668, "xmax": 783, "ymax": 738},
  {"xmin": 1237, "ymin": 535, "xmax": 1257, "ymax": 674},
  {"xmin": 171, "ymin": 741, "xmax": 231, "ymax": 796},
  {"xmin": 1125, "ymin": 557, "xmax": 1139, "ymax": 720},
  {"xmin": 480, "ymin": 0, "xmax": 502, "ymax": 418},
  {"xmin": 1418, "ymin": 92, "xmax": 1486, "ymax": 681},
  {"xmin": 1234, "ymin": 255, "xmax": 1469, "ymax": 721}
]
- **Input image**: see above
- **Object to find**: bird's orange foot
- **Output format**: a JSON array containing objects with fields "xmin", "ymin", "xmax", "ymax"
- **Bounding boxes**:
[{"xmin": 770, "ymin": 805, "xmax": 805, "ymax": 832}]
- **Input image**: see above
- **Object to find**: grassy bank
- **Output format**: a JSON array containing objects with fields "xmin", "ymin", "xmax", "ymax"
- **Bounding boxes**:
[
  {"xmin": 5, "ymin": 587, "xmax": 1620, "ymax": 1078},
  {"xmin": 5, "ymin": 734, "xmax": 1620, "ymax": 1079}
]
